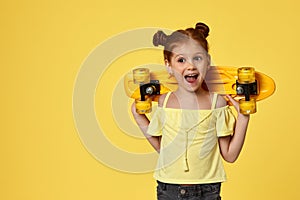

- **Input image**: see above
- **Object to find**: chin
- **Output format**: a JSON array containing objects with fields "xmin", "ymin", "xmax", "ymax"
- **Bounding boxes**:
[
  {"xmin": 184, "ymin": 80, "xmax": 204, "ymax": 92},
  {"xmin": 184, "ymin": 84, "xmax": 202, "ymax": 93}
]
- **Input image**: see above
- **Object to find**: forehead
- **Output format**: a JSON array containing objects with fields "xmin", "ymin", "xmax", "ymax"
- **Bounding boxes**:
[{"xmin": 171, "ymin": 39, "xmax": 207, "ymax": 55}]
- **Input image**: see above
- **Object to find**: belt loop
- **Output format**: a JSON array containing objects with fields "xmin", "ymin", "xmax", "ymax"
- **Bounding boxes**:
[
  {"xmin": 157, "ymin": 181, "xmax": 167, "ymax": 190},
  {"xmin": 162, "ymin": 182, "xmax": 166, "ymax": 190}
]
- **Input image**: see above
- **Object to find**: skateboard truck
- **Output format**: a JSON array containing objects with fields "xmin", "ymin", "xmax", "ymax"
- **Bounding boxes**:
[
  {"xmin": 236, "ymin": 67, "xmax": 258, "ymax": 114},
  {"xmin": 133, "ymin": 68, "xmax": 161, "ymax": 114},
  {"xmin": 140, "ymin": 80, "xmax": 161, "ymax": 101}
]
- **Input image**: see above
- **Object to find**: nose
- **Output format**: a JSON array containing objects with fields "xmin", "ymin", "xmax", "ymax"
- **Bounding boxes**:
[{"xmin": 186, "ymin": 61, "xmax": 196, "ymax": 71}]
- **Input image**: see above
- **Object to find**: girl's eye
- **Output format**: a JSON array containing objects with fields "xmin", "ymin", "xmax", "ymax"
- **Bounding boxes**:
[
  {"xmin": 194, "ymin": 56, "xmax": 202, "ymax": 61},
  {"xmin": 177, "ymin": 58, "xmax": 185, "ymax": 63}
]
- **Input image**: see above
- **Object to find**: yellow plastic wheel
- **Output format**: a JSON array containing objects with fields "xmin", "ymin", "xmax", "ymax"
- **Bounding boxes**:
[
  {"xmin": 239, "ymin": 99, "xmax": 256, "ymax": 114},
  {"xmin": 238, "ymin": 67, "xmax": 255, "ymax": 84},
  {"xmin": 135, "ymin": 98, "xmax": 152, "ymax": 114},
  {"xmin": 133, "ymin": 68, "xmax": 150, "ymax": 84}
]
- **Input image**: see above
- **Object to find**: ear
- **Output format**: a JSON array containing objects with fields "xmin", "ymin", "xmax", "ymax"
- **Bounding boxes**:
[
  {"xmin": 164, "ymin": 59, "xmax": 169, "ymax": 66},
  {"xmin": 207, "ymin": 54, "xmax": 211, "ymax": 69},
  {"xmin": 165, "ymin": 60, "xmax": 173, "ymax": 75}
]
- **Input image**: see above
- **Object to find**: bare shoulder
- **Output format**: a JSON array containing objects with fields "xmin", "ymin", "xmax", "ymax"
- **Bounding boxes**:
[
  {"xmin": 158, "ymin": 93, "xmax": 168, "ymax": 107},
  {"xmin": 215, "ymin": 94, "xmax": 228, "ymax": 108}
]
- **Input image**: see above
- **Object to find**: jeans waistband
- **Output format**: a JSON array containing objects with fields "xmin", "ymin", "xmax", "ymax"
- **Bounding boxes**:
[{"xmin": 157, "ymin": 181, "xmax": 221, "ymax": 193}]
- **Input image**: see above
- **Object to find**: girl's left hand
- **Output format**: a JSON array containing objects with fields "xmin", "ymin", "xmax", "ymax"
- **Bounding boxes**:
[
  {"xmin": 226, "ymin": 95, "xmax": 241, "ymax": 113},
  {"xmin": 226, "ymin": 95, "xmax": 250, "ymax": 117}
]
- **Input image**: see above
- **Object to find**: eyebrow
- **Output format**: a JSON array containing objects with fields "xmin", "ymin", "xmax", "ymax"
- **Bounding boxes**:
[{"xmin": 174, "ymin": 52, "xmax": 206, "ymax": 58}]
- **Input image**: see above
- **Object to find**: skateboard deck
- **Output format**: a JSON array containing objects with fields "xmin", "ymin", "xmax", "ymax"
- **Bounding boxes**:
[{"xmin": 124, "ymin": 66, "xmax": 275, "ymax": 114}]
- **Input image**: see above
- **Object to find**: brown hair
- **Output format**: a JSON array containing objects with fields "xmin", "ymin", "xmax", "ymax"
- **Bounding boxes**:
[{"xmin": 153, "ymin": 22, "xmax": 210, "ymax": 62}]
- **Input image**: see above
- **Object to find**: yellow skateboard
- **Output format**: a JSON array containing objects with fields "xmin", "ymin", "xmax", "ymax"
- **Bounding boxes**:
[{"xmin": 124, "ymin": 66, "xmax": 276, "ymax": 115}]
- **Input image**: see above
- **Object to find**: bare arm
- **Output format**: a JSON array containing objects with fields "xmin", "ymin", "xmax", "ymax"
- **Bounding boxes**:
[
  {"xmin": 218, "ymin": 95, "xmax": 250, "ymax": 163},
  {"xmin": 131, "ymin": 102, "xmax": 161, "ymax": 152}
]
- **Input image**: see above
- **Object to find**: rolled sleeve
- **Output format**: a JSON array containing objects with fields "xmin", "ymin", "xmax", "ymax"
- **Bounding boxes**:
[
  {"xmin": 147, "ymin": 107, "xmax": 164, "ymax": 136},
  {"xmin": 216, "ymin": 106, "xmax": 236, "ymax": 137}
]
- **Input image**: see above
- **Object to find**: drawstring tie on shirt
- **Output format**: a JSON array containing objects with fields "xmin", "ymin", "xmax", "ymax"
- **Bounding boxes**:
[
  {"xmin": 184, "ymin": 130, "xmax": 189, "ymax": 172},
  {"xmin": 183, "ymin": 111, "xmax": 213, "ymax": 172}
]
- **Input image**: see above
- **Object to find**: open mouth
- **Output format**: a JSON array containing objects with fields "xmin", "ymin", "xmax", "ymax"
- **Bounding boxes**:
[{"xmin": 184, "ymin": 74, "xmax": 199, "ymax": 83}]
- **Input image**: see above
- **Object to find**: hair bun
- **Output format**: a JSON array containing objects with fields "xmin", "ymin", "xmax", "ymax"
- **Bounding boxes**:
[
  {"xmin": 153, "ymin": 30, "xmax": 167, "ymax": 46},
  {"xmin": 195, "ymin": 22, "xmax": 210, "ymax": 38}
]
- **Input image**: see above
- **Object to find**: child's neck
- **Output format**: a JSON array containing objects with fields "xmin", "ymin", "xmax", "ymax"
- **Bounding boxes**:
[{"xmin": 172, "ymin": 88, "xmax": 212, "ymax": 110}]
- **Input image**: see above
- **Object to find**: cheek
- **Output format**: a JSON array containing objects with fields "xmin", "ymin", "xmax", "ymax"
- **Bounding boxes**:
[
  {"xmin": 171, "ymin": 65, "xmax": 184, "ymax": 74},
  {"xmin": 199, "ymin": 67, "xmax": 209, "ymax": 78},
  {"xmin": 173, "ymin": 69, "xmax": 184, "ymax": 78},
  {"xmin": 200, "ymin": 60, "xmax": 210, "ymax": 72}
]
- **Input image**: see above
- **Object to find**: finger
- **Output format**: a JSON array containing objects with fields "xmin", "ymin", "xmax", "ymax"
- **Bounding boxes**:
[
  {"xmin": 225, "ymin": 94, "xmax": 235, "ymax": 103},
  {"xmin": 226, "ymin": 95, "xmax": 238, "ymax": 103},
  {"xmin": 226, "ymin": 95, "xmax": 239, "ymax": 109}
]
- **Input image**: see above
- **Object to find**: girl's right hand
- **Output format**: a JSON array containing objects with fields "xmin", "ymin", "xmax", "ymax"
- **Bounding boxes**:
[{"xmin": 131, "ymin": 101, "xmax": 139, "ymax": 116}]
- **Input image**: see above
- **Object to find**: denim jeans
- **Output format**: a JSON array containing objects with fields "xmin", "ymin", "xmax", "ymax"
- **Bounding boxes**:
[{"xmin": 156, "ymin": 181, "xmax": 221, "ymax": 200}]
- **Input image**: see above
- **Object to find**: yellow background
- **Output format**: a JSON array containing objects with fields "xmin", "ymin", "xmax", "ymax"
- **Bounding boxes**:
[{"xmin": 1, "ymin": 0, "xmax": 300, "ymax": 199}]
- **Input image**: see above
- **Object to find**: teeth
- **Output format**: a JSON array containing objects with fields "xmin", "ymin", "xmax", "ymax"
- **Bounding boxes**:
[{"xmin": 185, "ymin": 74, "xmax": 198, "ymax": 78}]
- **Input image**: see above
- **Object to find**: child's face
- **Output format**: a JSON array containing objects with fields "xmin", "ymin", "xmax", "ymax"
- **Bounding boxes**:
[{"xmin": 168, "ymin": 39, "xmax": 210, "ymax": 93}]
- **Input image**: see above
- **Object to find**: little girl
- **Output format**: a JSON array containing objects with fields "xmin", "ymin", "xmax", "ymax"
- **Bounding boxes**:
[{"xmin": 132, "ymin": 22, "xmax": 250, "ymax": 200}]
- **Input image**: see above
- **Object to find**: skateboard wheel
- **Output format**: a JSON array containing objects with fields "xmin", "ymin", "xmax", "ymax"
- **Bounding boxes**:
[
  {"xmin": 133, "ymin": 68, "xmax": 150, "ymax": 84},
  {"xmin": 135, "ymin": 98, "xmax": 152, "ymax": 114},
  {"xmin": 238, "ymin": 67, "xmax": 255, "ymax": 84},
  {"xmin": 239, "ymin": 99, "xmax": 256, "ymax": 114}
]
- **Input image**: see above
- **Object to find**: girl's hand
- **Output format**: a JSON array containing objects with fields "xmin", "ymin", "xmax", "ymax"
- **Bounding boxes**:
[
  {"xmin": 131, "ymin": 101, "xmax": 137, "ymax": 115},
  {"xmin": 226, "ymin": 94, "xmax": 250, "ymax": 120},
  {"xmin": 131, "ymin": 101, "xmax": 144, "ymax": 117},
  {"xmin": 226, "ymin": 95, "xmax": 240, "ymax": 112},
  {"xmin": 226, "ymin": 95, "xmax": 250, "ymax": 118}
]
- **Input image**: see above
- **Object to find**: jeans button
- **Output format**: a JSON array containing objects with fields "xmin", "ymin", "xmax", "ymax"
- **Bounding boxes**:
[{"xmin": 180, "ymin": 189, "xmax": 186, "ymax": 195}]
